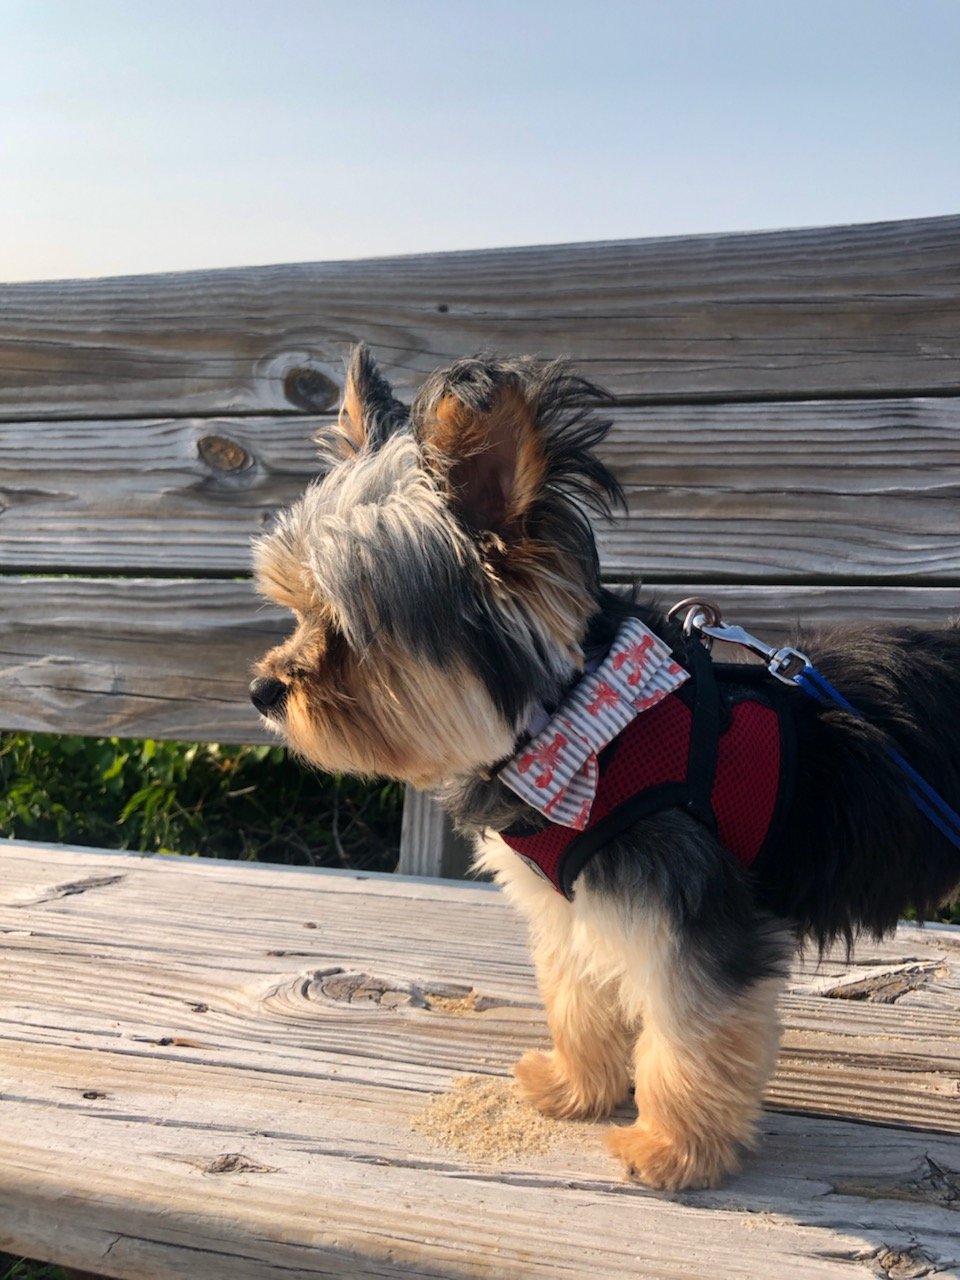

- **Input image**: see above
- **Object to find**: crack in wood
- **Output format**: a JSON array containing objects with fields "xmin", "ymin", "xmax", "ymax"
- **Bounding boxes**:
[
  {"xmin": 812, "ymin": 1244, "xmax": 946, "ymax": 1277},
  {"xmin": 823, "ymin": 963, "xmax": 944, "ymax": 1004},
  {"xmin": 831, "ymin": 1156, "xmax": 959, "ymax": 1211},
  {"xmin": 12, "ymin": 872, "xmax": 125, "ymax": 906},
  {"xmin": 130, "ymin": 1035, "xmax": 213, "ymax": 1049},
  {"xmin": 203, "ymin": 1151, "xmax": 277, "ymax": 1175}
]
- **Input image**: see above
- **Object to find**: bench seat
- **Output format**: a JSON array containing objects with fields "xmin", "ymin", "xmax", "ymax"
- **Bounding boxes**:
[{"xmin": 1, "ymin": 841, "xmax": 958, "ymax": 1278}]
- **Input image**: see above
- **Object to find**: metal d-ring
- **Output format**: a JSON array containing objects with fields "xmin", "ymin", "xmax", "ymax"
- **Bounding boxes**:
[{"xmin": 666, "ymin": 597, "xmax": 723, "ymax": 649}]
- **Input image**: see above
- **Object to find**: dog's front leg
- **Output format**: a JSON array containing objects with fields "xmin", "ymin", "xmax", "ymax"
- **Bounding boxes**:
[
  {"xmin": 514, "ymin": 905, "xmax": 635, "ymax": 1121},
  {"xmin": 475, "ymin": 832, "xmax": 633, "ymax": 1120}
]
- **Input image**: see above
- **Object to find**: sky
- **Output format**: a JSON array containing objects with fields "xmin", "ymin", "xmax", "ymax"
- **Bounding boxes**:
[{"xmin": 1, "ymin": 0, "xmax": 958, "ymax": 282}]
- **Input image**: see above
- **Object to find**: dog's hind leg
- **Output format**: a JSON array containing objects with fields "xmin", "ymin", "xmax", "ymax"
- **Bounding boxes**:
[
  {"xmin": 605, "ymin": 957, "xmax": 787, "ymax": 1189},
  {"xmin": 579, "ymin": 814, "xmax": 792, "ymax": 1189}
]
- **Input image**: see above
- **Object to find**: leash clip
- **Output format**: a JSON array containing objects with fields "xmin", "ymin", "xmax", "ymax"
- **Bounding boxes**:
[
  {"xmin": 668, "ymin": 604, "xmax": 960, "ymax": 853},
  {"xmin": 667, "ymin": 597, "xmax": 809, "ymax": 686}
]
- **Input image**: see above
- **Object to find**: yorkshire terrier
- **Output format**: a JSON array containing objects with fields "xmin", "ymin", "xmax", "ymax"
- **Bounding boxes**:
[{"xmin": 251, "ymin": 345, "xmax": 960, "ymax": 1190}]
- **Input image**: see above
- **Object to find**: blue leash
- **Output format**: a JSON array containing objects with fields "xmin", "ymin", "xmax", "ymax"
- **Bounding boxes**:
[
  {"xmin": 667, "ymin": 598, "xmax": 960, "ymax": 852},
  {"xmin": 795, "ymin": 663, "xmax": 960, "ymax": 849}
]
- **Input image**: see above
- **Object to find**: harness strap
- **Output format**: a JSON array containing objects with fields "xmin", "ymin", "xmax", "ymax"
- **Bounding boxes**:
[
  {"xmin": 680, "ymin": 599, "xmax": 960, "ymax": 856},
  {"xmin": 683, "ymin": 640, "xmax": 721, "ymax": 832}
]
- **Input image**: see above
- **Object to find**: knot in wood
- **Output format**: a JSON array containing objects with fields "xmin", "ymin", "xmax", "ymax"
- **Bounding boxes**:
[
  {"xmin": 283, "ymin": 366, "xmax": 339, "ymax": 412},
  {"xmin": 204, "ymin": 1152, "xmax": 275, "ymax": 1175},
  {"xmin": 197, "ymin": 434, "xmax": 253, "ymax": 473},
  {"xmin": 305, "ymin": 968, "xmax": 425, "ymax": 1010}
]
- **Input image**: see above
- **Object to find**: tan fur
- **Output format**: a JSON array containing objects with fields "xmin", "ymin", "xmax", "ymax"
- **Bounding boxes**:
[
  {"xmin": 339, "ymin": 391, "xmax": 365, "ymax": 450},
  {"xmin": 479, "ymin": 833, "xmax": 634, "ymax": 1119},
  {"xmin": 253, "ymin": 528, "xmax": 318, "ymax": 617},
  {"xmin": 257, "ymin": 636, "xmax": 515, "ymax": 788},
  {"xmin": 499, "ymin": 539, "xmax": 595, "ymax": 659},
  {"xmin": 335, "ymin": 362, "xmax": 370, "ymax": 456},
  {"xmin": 604, "ymin": 972, "xmax": 784, "ymax": 1190},
  {"xmin": 423, "ymin": 385, "xmax": 547, "ymax": 530},
  {"xmin": 475, "ymin": 832, "xmax": 787, "ymax": 1189},
  {"xmin": 512, "ymin": 961, "xmax": 634, "ymax": 1121}
]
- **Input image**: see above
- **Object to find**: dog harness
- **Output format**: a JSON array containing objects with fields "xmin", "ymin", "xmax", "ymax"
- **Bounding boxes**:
[{"xmin": 498, "ymin": 617, "xmax": 795, "ymax": 898}]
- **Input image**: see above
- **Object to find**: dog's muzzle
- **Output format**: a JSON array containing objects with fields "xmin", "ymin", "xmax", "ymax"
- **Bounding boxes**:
[{"xmin": 250, "ymin": 676, "xmax": 288, "ymax": 717}]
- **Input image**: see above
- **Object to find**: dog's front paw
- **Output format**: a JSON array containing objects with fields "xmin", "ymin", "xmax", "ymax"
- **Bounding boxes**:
[
  {"xmin": 603, "ymin": 1123, "xmax": 740, "ymax": 1191},
  {"xmin": 513, "ymin": 1049, "xmax": 623, "ymax": 1121}
]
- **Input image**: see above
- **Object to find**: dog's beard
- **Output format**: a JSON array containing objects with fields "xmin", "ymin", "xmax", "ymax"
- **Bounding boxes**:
[{"xmin": 265, "ymin": 656, "xmax": 521, "ymax": 789}]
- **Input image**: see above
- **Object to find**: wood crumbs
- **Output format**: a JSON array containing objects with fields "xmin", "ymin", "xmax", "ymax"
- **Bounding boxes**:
[
  {"xmin": 411, "ymin": 1075, "xmax": 561, "ymax": 1161},
  {"xmin": 425, "ymin": 989, "xmax": 480, "ymax": 1015}
]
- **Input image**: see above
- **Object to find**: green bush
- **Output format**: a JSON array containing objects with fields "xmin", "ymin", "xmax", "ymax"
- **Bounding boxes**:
[
  {"xmin": 0, "ymin": 732, "xmax": 401, "ymax": 872},
  {"xmin": 0, "ymin": 729, "xmax": 955, "ymax": 921},
  {"xmin": 0, "ymin": 1255, "xmax": 64, "ymax": 1280}
]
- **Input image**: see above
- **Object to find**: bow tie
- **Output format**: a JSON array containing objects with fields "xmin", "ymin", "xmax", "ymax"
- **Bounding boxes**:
[{"xmin": 498, "ymin": 617, "xmax": 689, "ymax": 830}]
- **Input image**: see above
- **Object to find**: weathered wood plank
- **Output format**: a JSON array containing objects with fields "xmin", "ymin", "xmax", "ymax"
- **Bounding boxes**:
[
  {"xmin": 0, "ymin": 578, "xmax": 279, "ymax": 740},
  {"xmin": 3, "ymin": 397, "xmax": 960, "ymax": 579},
  {"xmin": 2, "ymin": 578, "xmax": 958, "ymax": 741},
  {"xmin": 0, "ymin": 845, "xmax": 957, "ymax": 1279},
  {"xmin": 1, "ymin": 216, "xmax": 958, "ymax": 420},
  {"xmin": 398, "ymin": 785, "xmax": 474, "ymax": 878}
]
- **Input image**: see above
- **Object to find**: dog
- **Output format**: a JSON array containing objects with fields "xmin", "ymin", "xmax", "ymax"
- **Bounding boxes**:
[{"xmin": 250, "ymin": 345, "xmax": 960, "ymax": 1190}]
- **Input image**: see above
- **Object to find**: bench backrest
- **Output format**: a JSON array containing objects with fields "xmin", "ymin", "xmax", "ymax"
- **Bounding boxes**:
[{"xmin": 2, "ymin": 214, "xmax": 959, "ymax": 745}]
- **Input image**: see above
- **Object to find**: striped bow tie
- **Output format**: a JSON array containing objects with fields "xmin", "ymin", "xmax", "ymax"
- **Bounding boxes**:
[{"xmin": 499, "ymin": 617, "xmax": 689, "ymax": 830}]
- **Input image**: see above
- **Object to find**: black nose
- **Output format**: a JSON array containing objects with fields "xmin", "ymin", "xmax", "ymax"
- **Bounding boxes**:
[{"xmin": 250, "ymin": 676, "xmax": 288, "ymax": 716}]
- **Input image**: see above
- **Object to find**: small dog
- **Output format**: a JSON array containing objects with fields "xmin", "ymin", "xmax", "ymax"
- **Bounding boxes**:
[{"xmin": 251, "ymin": 346, "xmax": 960, "ymax": 1190}]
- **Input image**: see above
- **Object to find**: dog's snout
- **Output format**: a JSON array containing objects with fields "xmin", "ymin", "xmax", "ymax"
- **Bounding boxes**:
[{"xmin": 250, "ymin": 675, "xmax": 288, "ymax": 716}]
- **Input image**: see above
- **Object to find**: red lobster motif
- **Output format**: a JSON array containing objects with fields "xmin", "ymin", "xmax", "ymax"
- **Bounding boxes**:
[{"xmin": 516, "ymin": 732, "xmax": 568, "ymax": 788}]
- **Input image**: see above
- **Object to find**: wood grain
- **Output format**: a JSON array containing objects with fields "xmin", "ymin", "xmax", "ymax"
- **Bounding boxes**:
[
  {"xmin": 398, "ymin": 785, "xmax": 474, "ymax": 879},
  {"xmin": 3, "ymin": 396, "xmax": 960, "ymax": 579},
  {"xmin": 2, "ymin": 577, "xmax": 958, "ymax": 741},
  {"xmin": 0, "ymin": 844, "xmax": 957, "ymax": 1279},
  {"xmin": 0, "ymin": 577, "xmax": 279, "ymax": 740},
  {"xmin": 1, "ymin": 216, "xmax": 959, "ymax": 421}
]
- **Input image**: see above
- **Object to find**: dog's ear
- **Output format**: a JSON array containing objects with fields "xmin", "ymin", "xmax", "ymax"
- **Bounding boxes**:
[
  {"xmin": 416, "ymin": 374, "xmax": 547, "ymax": 536},
  {"xmin": 317, "ymin": 345, "xmax": 408, "ymax": 463}
]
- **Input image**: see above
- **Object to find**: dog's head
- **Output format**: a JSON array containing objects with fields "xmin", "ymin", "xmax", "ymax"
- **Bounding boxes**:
[{"xmin": 250, "ymin": 346, "xmax": 621, "ymax": 788}]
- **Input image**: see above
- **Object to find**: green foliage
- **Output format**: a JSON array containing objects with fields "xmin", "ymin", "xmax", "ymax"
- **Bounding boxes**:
[
  {"xmin": 0, "ymin": 730, "xmax": 955, "ymax": 919},
  {"xmin": 0, "ymin": 732, "xmax": 401, "ymax": 871},
  {"xmin": 0, "ymin": 1256, "xmax": 65, "ymax": 1280}
]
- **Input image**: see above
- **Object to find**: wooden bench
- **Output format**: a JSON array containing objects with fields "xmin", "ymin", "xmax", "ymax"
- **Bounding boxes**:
[{"xmin": 1, "ymin": 215, "xmax": 959, "ymax": 1277}]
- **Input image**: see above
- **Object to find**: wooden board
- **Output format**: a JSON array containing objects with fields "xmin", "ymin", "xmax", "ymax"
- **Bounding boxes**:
[
  {"xmin": 2, "ymin": 577, "xmax": 958, "ymax": 741},
  {"xmin": 1, "ymin": 216, "xmax": 959, "ymax": 421},
  {"xmin": 0, "ymin": 843, "xmax": 958, "ymax": 1279},
  {"xmin": 3, "ymin": 397, "xmax": 960, "ymax": 579},
  {"xmin": 0, "ymin": 578, "xmax": 280, "ymax": 741}
]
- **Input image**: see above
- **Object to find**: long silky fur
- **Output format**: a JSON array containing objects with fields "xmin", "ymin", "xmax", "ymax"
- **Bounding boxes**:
[{"xmin": 253, "ymin": 347, "xmax": 960, "ymax": 1189}]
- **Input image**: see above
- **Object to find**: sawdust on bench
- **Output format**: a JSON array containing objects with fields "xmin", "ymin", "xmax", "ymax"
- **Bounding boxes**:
[
  {"xmin": 412, "ymin": 1074, "xmax": 563, "ymax": 1161},
  {"xmin": 425, "ymin": 989, "xmax": 480, "ymax": 1015}
]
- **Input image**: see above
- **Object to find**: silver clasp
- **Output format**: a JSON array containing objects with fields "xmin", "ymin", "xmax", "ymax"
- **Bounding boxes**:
[{"xmin": 666, "ymin": 597, "xmax": 809, "ymax": 686}]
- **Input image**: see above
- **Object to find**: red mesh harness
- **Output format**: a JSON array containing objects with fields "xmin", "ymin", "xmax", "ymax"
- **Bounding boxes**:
[{"xmin": 500, "ymin": 644, "xmax": 795, "ymax": 898}]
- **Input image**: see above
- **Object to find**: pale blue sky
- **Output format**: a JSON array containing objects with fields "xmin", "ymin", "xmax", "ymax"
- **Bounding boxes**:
[{"xmin": 1, "ymin": 0, "xmax": 958, "ymax": 282}]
